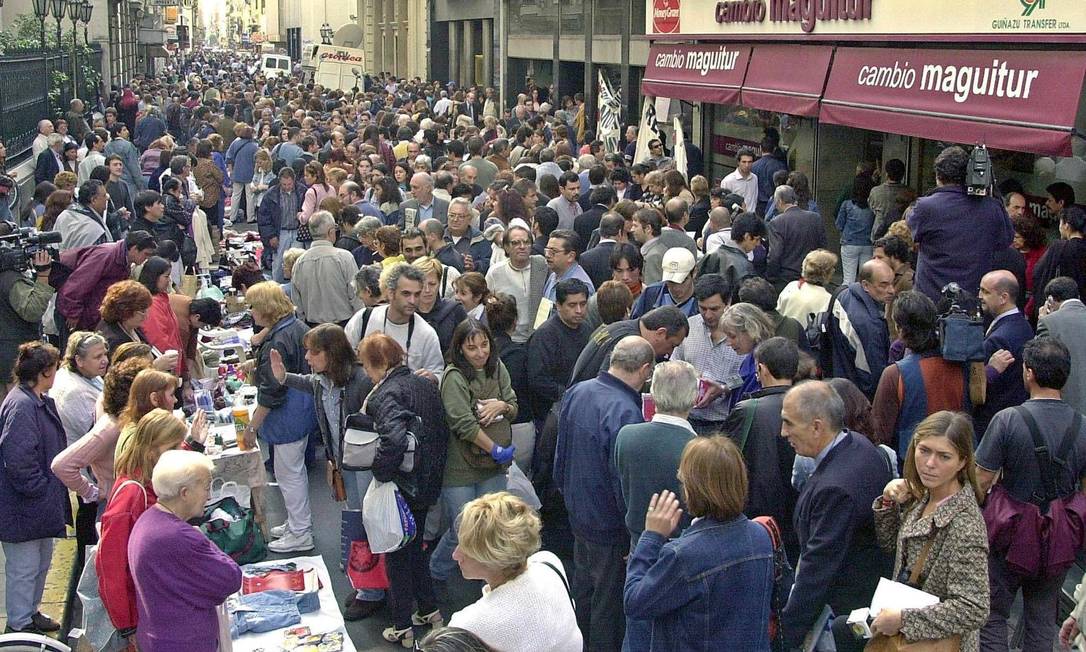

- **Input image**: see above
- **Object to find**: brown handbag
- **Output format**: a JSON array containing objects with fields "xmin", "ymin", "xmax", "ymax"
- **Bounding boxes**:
[
  {"xmin": 328, "ymin": 460, "xmax": 347, "ymax": 503},
  {"xmin": 864, "ymin": 538, "xmax": 962, "ymax": 652}
]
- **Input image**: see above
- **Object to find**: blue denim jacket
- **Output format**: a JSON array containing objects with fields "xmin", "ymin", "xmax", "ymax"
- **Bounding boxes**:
[
  {"xmin": 624, "ymin": 515, "xmax": 774, "ymax": 651},
  {"xmin": 835, "ymin": 200, "xmax": 875, "ymax": 246}
]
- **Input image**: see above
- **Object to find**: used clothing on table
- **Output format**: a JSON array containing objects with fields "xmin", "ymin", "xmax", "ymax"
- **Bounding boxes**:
[{"xmin": 228, "ymin": 589, "xmax": 320, "ymax": 638}]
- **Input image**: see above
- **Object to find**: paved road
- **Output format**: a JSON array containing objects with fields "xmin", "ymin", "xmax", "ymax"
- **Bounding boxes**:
[{"xmin": 261, "ymin": 453, "xmax": 485, "ymax": 650}]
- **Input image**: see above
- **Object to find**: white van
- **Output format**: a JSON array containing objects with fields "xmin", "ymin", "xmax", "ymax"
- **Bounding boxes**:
[
  {"xmin": 302, "ymin": 45, "xmax": 367, "ymax": 91},
  {"xmin": 260, "ymin": 53, "xmax": 293, "ymax": 78}
]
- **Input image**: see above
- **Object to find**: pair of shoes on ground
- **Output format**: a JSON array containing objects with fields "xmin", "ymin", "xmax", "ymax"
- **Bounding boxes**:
[
  {"xmin": 4, "ymin": 611, "xmax": 61, "ymax": 635},
  {"xmin": 267, "ymin": 523, "xmax": 314, "ymax": 553},
  {"xmin": 382, "ymin": 609, "xmax": 444, "ymax": 648}
]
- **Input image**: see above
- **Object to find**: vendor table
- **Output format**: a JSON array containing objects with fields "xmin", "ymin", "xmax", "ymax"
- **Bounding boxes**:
[
  {"xmin": 228, "ymin": 555, "xmax": 357, "ymax": 652},
  {"xmin": 208, "ymin": 422, "xmax": 268, "ymax": 538}
]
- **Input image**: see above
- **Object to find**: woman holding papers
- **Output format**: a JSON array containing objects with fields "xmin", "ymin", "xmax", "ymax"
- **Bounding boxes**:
[{"xmin": 870, "ymin": 411, "xmax": 989, "ymax": 651}]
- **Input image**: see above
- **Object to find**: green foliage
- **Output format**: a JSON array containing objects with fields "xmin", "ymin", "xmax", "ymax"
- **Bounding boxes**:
[{"xmin": 0, "ymin": 12, "xmax": 81, "ymax": 53}]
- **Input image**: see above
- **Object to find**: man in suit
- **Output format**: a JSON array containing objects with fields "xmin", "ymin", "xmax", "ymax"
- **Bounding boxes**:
[
  {"xmin": 34, "ymin": 133, "xmax": 64, "ymax": 185},
  {"xmin": 780, "ymin": 381, "xmax": 893, "ymax": 652},
  {"xmin": 486, "ymin": 225, "xmax": 548, "ymax": 343},
  {"xmin": 975, "ymin": 270, "xmax": 1034, "ymax": 434},
  {"xmin": 573, "ymin": 186, "xmax": 616, "ymax": 253},
  {"xmin": 1037, "ymin": 276, "xmax": 1086, "ymax": 416},
  {"xmin": 766, "ymin": 185, "xmax": 827, "ymax": 291},
  {"xmin": 399, "ymin": 172, "xmax": 449, "ymax": 229},
  {"xmin": 580, "ymin": 213, "xmax": 626, "ymax": 290},
  {"xmin": 578, "ymin": 165, "xmax": 608, "ymax": 212}
]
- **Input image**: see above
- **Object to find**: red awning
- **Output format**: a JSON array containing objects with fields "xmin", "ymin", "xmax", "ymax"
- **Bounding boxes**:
[
  {"xmin": 641, "ymin": 44, "xmax": 750, "ymax": 105},
  {"xmin": 820, "ymin": 48, "xmax": 1086, "ymax": 156},
  {"xmin": 740, "ymin": 45, "xmax": 833, "ymax": 118}
]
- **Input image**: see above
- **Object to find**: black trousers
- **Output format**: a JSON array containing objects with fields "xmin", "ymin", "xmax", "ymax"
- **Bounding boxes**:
[
  {"xmin": 573, "ymin": 535, "xmax": 628, "ymax": 652},
  {"xmin": 386, "ymin": 507, "xmax": 438, "ymax": 630}
]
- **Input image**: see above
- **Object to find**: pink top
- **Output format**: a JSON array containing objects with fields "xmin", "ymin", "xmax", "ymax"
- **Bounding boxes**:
[
  {"xmin": 300, "ymin": 182, "xmax": 335, "ymax": 223},
  {"xmin": 50, "ymin": 413, "xmax": 120, "ymax": 502}
]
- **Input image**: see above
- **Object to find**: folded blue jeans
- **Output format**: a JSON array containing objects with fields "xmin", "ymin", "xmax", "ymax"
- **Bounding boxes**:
[{"xmin": 229, "ymin": 589, "xmax": 320, "ymax": 638}]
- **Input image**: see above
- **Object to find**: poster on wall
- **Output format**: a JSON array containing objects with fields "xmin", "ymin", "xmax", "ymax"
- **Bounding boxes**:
[{"xmin": 597, "ymin": 70, "xmax": 623, "ymax": 155}]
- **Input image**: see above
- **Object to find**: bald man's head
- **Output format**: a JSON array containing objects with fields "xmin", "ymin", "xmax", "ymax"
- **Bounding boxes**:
[
  {"xmin": 979, "ymin": 269, "xmax": 1019, "ymax": 317},
  {"xmin": 859, "ymin": 258, "xmax": 896, "ymax": 305}
]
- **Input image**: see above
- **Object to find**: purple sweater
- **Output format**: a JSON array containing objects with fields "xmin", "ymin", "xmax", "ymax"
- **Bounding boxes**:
[{"xmin": 129, "ymin": 506, "xmax": 241, "ymax": 652}]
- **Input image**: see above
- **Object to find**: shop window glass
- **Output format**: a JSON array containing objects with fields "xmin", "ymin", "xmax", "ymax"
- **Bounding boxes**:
[{"xmin": 709, "ymin": 105, "xmax": 816, "ymax": 192}]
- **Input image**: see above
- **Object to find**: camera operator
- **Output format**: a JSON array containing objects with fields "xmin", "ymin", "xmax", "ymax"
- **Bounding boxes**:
[
  {"xmin": 907, "ymin": 145, "xmax": 1014, "ymax": 303},
  {"xmin": 0, "ymin": 236, "xmax": 55, "ymax": 397}
]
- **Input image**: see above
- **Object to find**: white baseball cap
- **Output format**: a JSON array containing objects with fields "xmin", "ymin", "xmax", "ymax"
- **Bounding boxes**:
[{"xmin": 661, "ymin": 248, "xmax": 696, "ymax": 283}]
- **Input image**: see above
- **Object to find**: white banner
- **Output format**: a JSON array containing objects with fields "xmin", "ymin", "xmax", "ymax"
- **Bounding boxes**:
[
  {"xmin": 672, "ymin": 117, "xmax": 687, "ymax": 179},
  {"xmin": 633, "ymin": 97, "xmax": 662, "ymax": 165},
  {"xmin": 596, "ymin": 70, "xmax": 622, "ymax": 156}
]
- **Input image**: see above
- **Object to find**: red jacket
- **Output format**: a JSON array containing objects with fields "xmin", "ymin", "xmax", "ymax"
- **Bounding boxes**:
[
  {"xmin": 96, "ymin": 475, "xmax": 158, "ymax": 632},
  {"xmin": 143, "ymin": 293, "xmax": 185, "ymax": 376},
  {"xmin": 56, "ymin": 241, "xmax": 131, "ymax": 331}
]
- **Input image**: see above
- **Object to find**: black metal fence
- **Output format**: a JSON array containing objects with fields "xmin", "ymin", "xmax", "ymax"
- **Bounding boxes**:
[{"xmin": 0, "ymin": 44, "xmax": 102, "ymax": 163}]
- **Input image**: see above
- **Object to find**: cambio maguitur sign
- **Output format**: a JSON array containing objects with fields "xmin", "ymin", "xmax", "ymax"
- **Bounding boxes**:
[{"xmin": 648, "ymin": 0, "xmax": 1080, "ymax": 36}]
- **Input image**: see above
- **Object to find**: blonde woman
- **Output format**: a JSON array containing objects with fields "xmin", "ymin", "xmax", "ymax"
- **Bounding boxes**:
[
  {"xmin": 720, "ymin": 303, "xmax": 776, "ymax": 411},
  {"xmin": 775, "ymin": 249, "xmax": 838, "ymax": 325},
  {"xmin": 97, "ymin": 408, "xmax": 205, "ymax": 645},
  {"xmin": 249, "ymin": 149, "xmax": 275, "ymax": 218},
  {"xmin": 241, "ymin": 282, "xmax": 318, "ymax": 553},
  {"xmin": 448, "ymin": 493, "xmax": 582, "ymax": 651}
]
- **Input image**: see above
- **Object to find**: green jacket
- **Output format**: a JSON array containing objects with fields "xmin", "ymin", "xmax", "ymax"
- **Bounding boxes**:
[{"xmin": 439, "ymin": 361, "xmax": 518, "ymax": 487}]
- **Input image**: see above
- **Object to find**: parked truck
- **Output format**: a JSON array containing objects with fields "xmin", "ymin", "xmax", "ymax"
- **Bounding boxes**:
[{"xmin": 302, "ymin": 45, "xmax": 367, "ymax": 91}]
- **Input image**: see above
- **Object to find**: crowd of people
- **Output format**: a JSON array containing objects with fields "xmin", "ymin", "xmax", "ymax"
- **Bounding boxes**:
[{"xmin": 1, "ymin": 47, "xmax": 1086, "ymax": 652}]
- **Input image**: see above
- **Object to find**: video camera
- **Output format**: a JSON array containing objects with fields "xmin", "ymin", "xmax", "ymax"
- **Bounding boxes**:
[
  {"xmin": 0, "ymin": 226, "xmax": 63, "ymax": 274},
  {"xmin": 966, "ymin": 144, "xmax": 994, "ymax": 197},
  {"xmin": 936, "ymin": 282, "xmax": 985, "ymax": 363}
]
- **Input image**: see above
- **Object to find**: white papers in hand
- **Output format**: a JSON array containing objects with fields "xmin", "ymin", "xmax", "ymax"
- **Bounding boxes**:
[{"xmin": 870, "ymin": 577, "xmax": 940, "ymax": 617}]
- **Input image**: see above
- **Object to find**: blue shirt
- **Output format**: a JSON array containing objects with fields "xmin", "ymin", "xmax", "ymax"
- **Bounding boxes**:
[
  {"xmin": 812, "ymin": 430, "xmax": 849, "ymax": 471},
  {"xmin": 542, "ymin": 264, "xmax": 596, "ymax": 302},
  {"xmin": 225, "ymin": 138, "xmax": 259, "ymax": 183}
]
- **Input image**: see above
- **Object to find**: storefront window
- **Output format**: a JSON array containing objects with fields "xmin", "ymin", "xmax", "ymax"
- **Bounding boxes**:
[
  {"xmin": 709, "ymin": 105, "xmax": 816, "ymax": 191},
  {"xmin": 916, "ymin": 139, "xmax": 1086, "ymax": 228}
]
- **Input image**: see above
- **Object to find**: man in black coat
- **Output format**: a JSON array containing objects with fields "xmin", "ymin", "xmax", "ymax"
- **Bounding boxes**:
[
  {"xmin": 34, "ymin": 134, "xmax": 64, "ymax": 185},
  {"xmin": 723, "ymin": 336, "xmax": 799, "ymax": 561},
  {"xmin": 766, "ymin": 185, "xmax": 827, "ymax": 292},
  {"xmin": 579, "ymin": 213, "xmax": 626, "ymax": 290},
  {"xmin": 780, "ymin": 381, "xmax": 893, "ymax": 652}
]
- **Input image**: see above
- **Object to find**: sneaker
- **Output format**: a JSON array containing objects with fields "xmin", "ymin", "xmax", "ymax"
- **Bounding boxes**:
[
  {"xmin": 267, "ymin": 530, "xmax": 314, "ymax": 553},
  {"xmin": 30, "ymin": 612, "xmax": 60, "ymax": 632},
  {"xmin": 411, "ymin": 609, "xmax": 443, "ymax": 627},
  {"xmin": 382, "ymin": 625, "xmax": 414, "ymax": 648},
  {"xmin": 344, "ymin": 598, "xmax": 384, "ymax": 621},
  {"xmin": 269, "ymin": 523, "xmax": 289, "ymax": 539}
]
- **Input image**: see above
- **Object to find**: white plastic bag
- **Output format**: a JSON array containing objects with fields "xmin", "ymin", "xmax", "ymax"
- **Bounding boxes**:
[
  {"xmin": 362, "ymin": 478, "xmax": 415, "ymax": 554},
  {"xmin": 506, "ymin": 462, "xmax": 542, "ymax": 511},
  {"xmin": 207, "ymin": 479, "xmax": 251, "ymax": 509}
]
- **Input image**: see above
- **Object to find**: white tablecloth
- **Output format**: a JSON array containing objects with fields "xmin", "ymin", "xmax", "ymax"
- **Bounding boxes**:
[{"xmin": 229, "ymin": 555, "xmax": 357, "ymax": 652}]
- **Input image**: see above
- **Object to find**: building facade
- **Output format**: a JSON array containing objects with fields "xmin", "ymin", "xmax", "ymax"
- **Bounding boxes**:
[{"xmin": 640, "ymin": 0, "xmax": 1086, "ymax": 241}]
